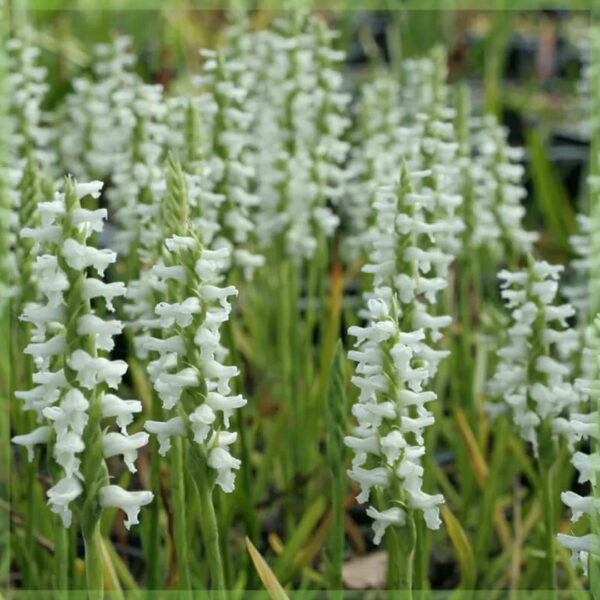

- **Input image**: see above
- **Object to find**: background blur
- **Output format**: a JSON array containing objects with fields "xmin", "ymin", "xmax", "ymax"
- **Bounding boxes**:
[{"xmin": 9, "ymin": 7, "xmax": 592, "ymax": 264}]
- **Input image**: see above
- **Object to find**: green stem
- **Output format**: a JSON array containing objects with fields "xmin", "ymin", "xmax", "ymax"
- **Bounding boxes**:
[
  {"xmin": 386, "ymin": 514, "xmax": 415, "ymax": 596},
  {"xmin": 189, "ymin": 445, "xmax": 227, "ymax": 600},
  {"xmin": 539, "ymin": 462, "xmax": 557, "ymax": 593},
  {"xmin": 171, "ymin": 437, "xmax": 192, "ymax": 593},
  {"xmin": 224, "ymin": 317, "xmax": 260, "ymax": 548},
  {"xmin": 330, "ymin": 471, "xmax": 344, "ymax": 593},
  {"xmin": 54, "ymin": 514, "xmax": 69, "ymax": 592},
  {"xmin": 82, "ymin": 520, "xmax": 104, "ymax": 600},
  {"xmin": 413, "ymin": 514, "xmax": 427, "ymax": 597},
  {"xmin": 146, "ymin": 422, "xmax": 162, "ymax": 589}
]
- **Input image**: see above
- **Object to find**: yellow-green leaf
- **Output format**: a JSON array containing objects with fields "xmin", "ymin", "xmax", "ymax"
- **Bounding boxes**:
[
  {"xmin": 442, "ymin": 505, "xmax": 476, "ymax": 594},
  {"xmin": 245, "ymin": 537, "xmax": 289, "ymax": 600}
]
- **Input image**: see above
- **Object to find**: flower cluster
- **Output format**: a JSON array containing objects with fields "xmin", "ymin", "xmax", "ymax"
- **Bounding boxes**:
[
  {"xmin": 138, "ymin": 159, "xmax": 246, "ymax": 493},
  {"xmin": 192, "ymin": 48, "xmax": 264, "ymax": 278},
  {"xmin": 556, "ymin": 313, "xmax": 600, "ymax": 575},
  {"xmin": 564, "ymin": 213, "xmax": 593, "ymax": 324},
  {"xmin": 345, "ymin": 75, "xmax": 404, "ymax": 258},
  {"xmin": 471, "ymin": 115, "xmax": 538, "ymax": 258},
  {"xmin": 108, "ymin": 81, "xmax": 168, "ymax": 259},
  {"xmin": 58, "ymin": 36, "xmax": 137, "ymax": 180},
  {"xmin": 12, "ymin": 178, "xmax": 153, "ymax": 529},
  {"xmin": 249, "ymin": 12, "xmax": 348, "ymax": 262},
  {"xmin": 488, "ymin": 259, "xmax": 581, "ymax": 454},
  {"xmin": 345, "ymin": 166, "xmax": 450, "ymax": 544},
  {"xmin": 9, "ymin": 37, "xmax": 55, "ymax": 175}
]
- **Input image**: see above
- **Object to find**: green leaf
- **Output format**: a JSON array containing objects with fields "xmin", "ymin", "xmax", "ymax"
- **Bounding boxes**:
[
  {"xmin": 324, "ymin": 340, "xmax": 347, "ymax": 591},
  {"xmin": 442, "ymin": 505, "xmax": 476, "ymax": 594},
  {"xmin": 273, "ymin": 495, "xmax": 328, "ymax": 583},
  {"xmin": 526, "ymin": 129, "xmax": 575, "ymax": 251},
  {"xmin": 245, "ymin": 537, "xmax": 289, "ymax": 600}
]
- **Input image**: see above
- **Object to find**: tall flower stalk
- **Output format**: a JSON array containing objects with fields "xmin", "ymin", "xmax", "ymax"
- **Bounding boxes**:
[
  {"xmin": 345, "ymin": 165, "xmax": 450, "ymax": 592},
  {"xmin": 12, "ymin": 178, "xmax": 153, "ymax": 597},
  {"xmin": 137, "ymin": 156, "xmax": 246, "ymax": 596},
  {"xmin": 489, "ymin": 257, "xmax": 580, "ymax": 589}
]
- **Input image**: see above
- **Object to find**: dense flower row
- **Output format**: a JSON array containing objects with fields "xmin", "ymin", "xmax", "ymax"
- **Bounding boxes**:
[{"xmin": 12, "ymin": 179, "xmax": 153, "ymax": 528}]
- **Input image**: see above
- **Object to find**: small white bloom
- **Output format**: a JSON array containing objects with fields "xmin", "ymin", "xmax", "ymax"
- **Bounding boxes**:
[
  {"xmin": 155, "ymin": 298, "xmax": 201, "ymax": 327},
  {"xmin": 189, "ymin": 404, "xmax": 216, "ymax": 443},
  {"xmin": 407, "ymin": 489, "xmax": 445, "ymax": 529},
  {"xmin": 82, "ymin": 279, "xmax": 127, "ymax": 311},
  {"xmin": 76, "ymin": 180, "xmax": 104, "ymax": 199},
  {"xmin": 47, "ymin": 477, "xmax": 83, "ymax": 527},
  {"xmin": 71, "ymin": 208, "xmax": 108, "ymax": 234},
  {"xmin": 366, "ymin": 506, "xmax": 406, "ymax": 544},
  {"xmin": 154, "ymin": 368, "xmax": 199, "ymax": 409},
  {"xmin": 102, "ymin": 431, "xmax": 149, "ymax": 473},
  {"xmin": 77, "ymin": 314, "xmax": 124, "ymax": 351},
  {"xmin": 68, "ymin": 350, "xmax": 128, "ymax": 389},
  {"xmin": 11, "ymin": 426, "xmax": 51, "ymax": 461},
  {"xmin": 101, "ymin": 394, "xmax": 142, "ymax": 433},
  {"xmin": 347, "ymin": 466, "xmax": 389, "ymax": 503},
  {"xmin": 144, "ymin": 417, "xmax": 186, "ymax": 455},
  {"xmin": 207, "ymin": 446, "xmax": 241, "ymax": 493},
  {"xmin": 165, "ymin": 235, "xmax": 197, "ymax": 252},
  {"xmin": 61, "ymin": 239, "xmax": 117, "ymax": 276},
  {"xmin": 53, "ymin": 431, "xmax": 84, "ymax": 478},
  {"xmin": 152, "ymin": 264, "xmax": 186, "ymax": 282},
  {"xmin": 205, "ymin": 392, "xmax": 246, "ymax": 427},
  {"xmin": 99, "ymin": 485, "xmax": 154, "ymax": 529},
  {"xmin": 43, "ymin": 389, "xmax": 89, "ymax": 435}
]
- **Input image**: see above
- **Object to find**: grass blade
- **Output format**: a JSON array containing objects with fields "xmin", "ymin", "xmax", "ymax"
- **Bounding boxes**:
[{"xmin": 245, "ymin": 537, "xmax": 289, "ymax": 600}]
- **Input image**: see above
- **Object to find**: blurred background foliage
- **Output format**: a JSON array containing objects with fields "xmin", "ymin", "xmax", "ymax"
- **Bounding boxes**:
[{"xmin": 7, "ymin": 4, "xmax": 592, "ymax": 265}]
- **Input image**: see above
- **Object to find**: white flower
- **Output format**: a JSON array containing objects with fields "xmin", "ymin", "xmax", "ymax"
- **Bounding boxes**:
[
  {"xmin": 152, "ymin": 264, "xmax": 186, "ymax": 282},
  {"xmin": 24, "ymin": 334, "xmax": 66, "ymax": 368},
  {"xmin": 68, "ymin": 350, "xmax": 128, "ymax": 389},
  {"xmin": 143, "ymin": 335, "xmax": 185, "ymax": 355},
  {"xmin": 102, "ymin": 431, "xmax": 149, "ymax": 473},
  {"xmin": 560, "ymin": 491, "xmax": 593, "ymax": 523},
  {"xmin": 556, "ymin": 534, "xmax": 600, "ymax": 573},
  {"xmin": 202, "ymin": 360, "xmax": 238, "ymax": 395},
  {"xmin": 76, "ymin": 180, "xmax": 104, "ymax": 199},
  {"xmin": 144, "ymin": 417, "xmax": 186, "ymax": 455},
  {"xmin": 205, "ymin": 392, "xmax": 246, "ymax": 427},
  {"xmin": 99, "ymin": 485, "xmax": 154, "ymax": 529},
  {"xmin": 154, "ymin": 368, "xmax": 199, "ymax": 409},
  {"xmin": 155, "ymin": 298, "xmax": 200, "ymax": 327},
  {"xmin": 42, "ymin": 389, "xmax": 89, "ymax": 435},
  {"xmin": 61, "ymin": 239, "xmax": 117, "ymax": 276},
  {"xmin": 347, "ymin": 467, "xmax": 389, "ymax": 503},
  {"xmin": 47, "ymin": 477, "xmax": 83, "ymax": 527},
  {"xmin": 77, "ymin": 314, "xmax": 124, "ymax": 351},
  {"xmin": 53, "ymin": 429, "xmax": 84, "ymax": 475},
  {"xmin": 407, "ymin": 489, "xmax": 444, "ymax": 529},
  {"xmin": 207, "ymin": 446, "xmax": 241, "ymax": 493},
  {"xmin": 200, "ymin": 284, "xmax": 238, "ymax": 308},
  {"xmin": 165, "ymin": 235, "xmax": 197, "ymax": 252},
  {"xmin": 71, "ymin": 208, "xmax": 108, "ymax": 235},
  {"xmin": 82, "ymin": 279, "xmax": 127, "ymax": 311},
  {"xmin": 11, "ymin": 426, "xmax": 51, "ymax": 461},
  {"xmin": 366, "ymin": 506, "xmax": 407, "ymax": 544},
  {"xmin": 189, "ymin": 404, "xmax": 216, "ymax": 443},
  {"xmin": 101, "ymin": 394, "xmax": 142, "ymax": 433}
]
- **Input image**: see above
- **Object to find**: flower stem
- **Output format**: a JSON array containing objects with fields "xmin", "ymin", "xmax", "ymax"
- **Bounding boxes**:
[
  {"xmin": 189, "ymin": 444, "xmax": 226, "ymax": 599},
  {"xmin": 539, "ymin": 461, "xmax": 557, "ymax": 593},
  {"xmin": 386, "ymin": 514, "xmax": 415, "ymax": 597},
  {"xmin": 54, "ymin": 514, "xmax": 69, "ymax": 592},
  {"xmin": 171, "ymin": 436, "xmax": 192, "ymax": 594},
  {"xmin": 82, "ymin": 519, "xmax": 104, "ymax": 600}
]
